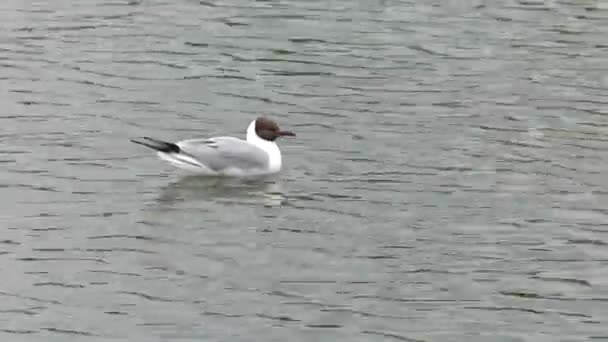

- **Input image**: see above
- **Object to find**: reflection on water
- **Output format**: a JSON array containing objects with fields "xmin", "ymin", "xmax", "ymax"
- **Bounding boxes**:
[{"xmin": 155, "ymin": 175, "xmax": 287, "ymax": 207}]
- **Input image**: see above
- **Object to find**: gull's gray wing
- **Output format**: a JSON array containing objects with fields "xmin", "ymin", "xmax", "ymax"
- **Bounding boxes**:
[{"xmin": 177, "ymin": 137, "xmax": 269, "ymax": 172}]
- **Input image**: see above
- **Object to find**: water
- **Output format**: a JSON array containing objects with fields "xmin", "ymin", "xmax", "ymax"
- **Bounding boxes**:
[{"xmin": 1, "ymin": 0, "xmax": 608, "ymax": 340}]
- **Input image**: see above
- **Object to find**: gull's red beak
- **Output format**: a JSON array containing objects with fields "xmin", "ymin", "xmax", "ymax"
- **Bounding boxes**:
[{"xmin": 278, "ymin": 130, "xmax": 296, "ymax": 137}]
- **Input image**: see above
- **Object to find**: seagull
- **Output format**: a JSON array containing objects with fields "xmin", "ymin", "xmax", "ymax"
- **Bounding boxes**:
[{"xmin": 131, "ymin": 117, "xmax": 295, "ymax": 177}]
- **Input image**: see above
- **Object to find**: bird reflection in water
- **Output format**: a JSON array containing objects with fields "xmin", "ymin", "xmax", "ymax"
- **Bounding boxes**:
[{"xmin": 155, "ymin": 175, "xmax": 287, "ymax": 207}]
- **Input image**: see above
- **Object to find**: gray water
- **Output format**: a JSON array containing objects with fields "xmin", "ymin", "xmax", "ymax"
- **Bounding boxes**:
[{"xmin": 1, "ymin": 0, "xmax": 608, "ymax": 341}]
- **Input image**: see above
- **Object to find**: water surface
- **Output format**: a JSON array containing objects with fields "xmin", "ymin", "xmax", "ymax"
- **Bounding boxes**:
[{"xmin": 1, "ymin": 0, "xmax": 608, "ymax": 341}]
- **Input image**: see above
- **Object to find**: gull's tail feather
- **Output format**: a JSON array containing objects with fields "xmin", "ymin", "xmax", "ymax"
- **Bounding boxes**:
[{"xmin": 130, "ymin": 137, "xmax": 180, "ymax": 153}]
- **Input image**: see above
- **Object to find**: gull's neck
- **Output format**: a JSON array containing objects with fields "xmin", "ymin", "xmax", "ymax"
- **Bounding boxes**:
[{"xmin": 246, "ymin": 120, "xmax": 282, "ymax": 172}]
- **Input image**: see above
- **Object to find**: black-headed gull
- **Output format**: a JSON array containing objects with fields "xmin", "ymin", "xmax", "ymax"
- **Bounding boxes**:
[{"xmin": 131, "ymin": 117, "xmax": 295, "ymax": 176}]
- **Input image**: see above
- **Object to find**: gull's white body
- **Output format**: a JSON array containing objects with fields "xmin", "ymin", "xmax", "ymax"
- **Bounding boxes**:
[{"xmin": 156, "ymin": 120, "xmax": 283, "ymax": 177}]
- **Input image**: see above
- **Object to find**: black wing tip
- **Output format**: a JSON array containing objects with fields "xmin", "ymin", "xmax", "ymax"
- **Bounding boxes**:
[
  {"xmin": 130, "ymin": 137, "xmax": 147, "ymax": 146},
  {"xmin": 130, "ymin": 137, "xmax": 180, "ymax": 153}
]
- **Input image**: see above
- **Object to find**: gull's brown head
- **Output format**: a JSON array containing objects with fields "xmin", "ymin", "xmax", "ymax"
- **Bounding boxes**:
[{"xmin": 255, "ymin": 117, "xmax": 295, "ymax": 141}]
